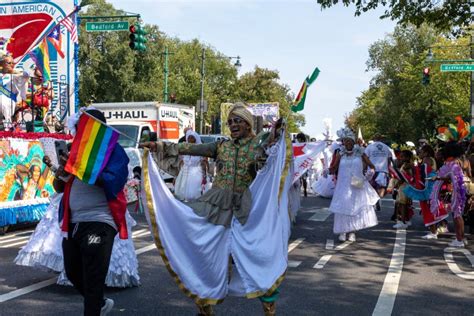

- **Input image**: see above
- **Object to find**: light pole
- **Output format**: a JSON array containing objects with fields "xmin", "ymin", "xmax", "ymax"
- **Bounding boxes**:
[
  {"xmin": 159, "ymin": 47, "xmax": 174, "ymax": 103},
  {"xmin": 199, "ymin": 48, "xmax": 241, "ymax": 134}
]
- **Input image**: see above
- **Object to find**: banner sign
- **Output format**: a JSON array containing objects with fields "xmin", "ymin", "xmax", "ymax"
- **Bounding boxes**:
[
  {"xmin": 292, "ymin": 141, "xmax": 326, "ymax": 183},
  {"xmin": 0, "ymin": 0, "xmax": 78, "ymax": 121}
]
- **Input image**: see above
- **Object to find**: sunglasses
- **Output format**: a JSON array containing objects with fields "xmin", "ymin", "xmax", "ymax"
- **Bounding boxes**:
[
  {"xmin": 227, "ymin": 117, "xmax": 244, "ymax": 125},
  {"xmin": 3, "ymin": 61, "xmax": 13, "ymax": 65}
]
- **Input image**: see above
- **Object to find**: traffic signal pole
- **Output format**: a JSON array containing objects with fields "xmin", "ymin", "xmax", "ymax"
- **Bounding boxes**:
[
  {"xmin": 164, "ymin": 47, "xmax": 169, "ymax": 103},
  {"xmin": 470, "ymin": 33, "xmax": 474, "ymax": 126}
]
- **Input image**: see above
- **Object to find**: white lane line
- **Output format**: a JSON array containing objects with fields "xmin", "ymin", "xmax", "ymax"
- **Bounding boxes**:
[
  {"xmin": 444, "ymin": 247, "xmax": 474, "ymax": 280},
  {"xmin": 288, "ymin": 260, "xmax": 302, "ymax": 268},
  {"xmin": 308, "ymin": 208, "xmax": 331, "ymax": 222},
  {"xmin": 372, "ymin": 229, "xmax": 407, "ymax": 316},
  {"xmin": 0, "ymin": 235, "xmax": 30, "ymax": 244},
  {"xmin": 132, "ymin": 231, "xmax": 151, "ymax": 239},
  {"xmin": 0, "ymin": 230, "xmax": 33, "ymax": 240},
  {"xmin": 288, "ymin": 238, "xmax": 305, "ymax": 253},
  {"xmin": 0, "ymin": 278, "xmax": 57, "ymax": 303},
  {"xmin": 313, "ymin": 255, "xmax": 332, "ymax": 269},
  {"xmin": 325, "ymin": 239, "xmax": 334, "ymax": 250},
  {"xmin": 335, "ymin": 241, "xmax": 353, "ymax": 251},
  {"xmin": 131, "ymin": 228, "xmax": 148, "ymax": 237},
  {"xmin": 0, "ymin": 243, "xmax": 158, "ymax": 303},
  {"xmin": 0, "ymin": 240, "xmax": 29, "ymax": 248}
]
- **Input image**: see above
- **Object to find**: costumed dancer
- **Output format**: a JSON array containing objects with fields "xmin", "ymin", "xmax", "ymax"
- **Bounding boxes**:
[
  {"xmin": 174, "ymin": 130, "xmax": 208, "ymax": 201},
  {"xmin": 140, "ymin": 103, "xmax": 289, "ymax": 316},
  {"xmin": 312, "ymin": 141, "xmax": 338, "ymax": 198},
  {"xmin": 391, "ymin": 150, "xmax": 415, "ymax": 229},
  {"xmin": 402, "ymin": 144, "xmax": 448, "ymax": 239},
  {"xmin": 430, "ymin": 141, "xmax": 468, "ymax": 248},
  {"xmin": 329, "ymin": 128, "xmax": 378, "ymax": 242}
]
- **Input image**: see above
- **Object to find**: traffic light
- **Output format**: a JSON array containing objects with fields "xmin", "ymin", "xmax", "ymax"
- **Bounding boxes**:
[
  {"xmin": 422, "ymin": 67, "xmax": 430, "ymax": 85},
  {"xmin": 129, "ymin": 23, "xmax": 147, "ymax": 51}
]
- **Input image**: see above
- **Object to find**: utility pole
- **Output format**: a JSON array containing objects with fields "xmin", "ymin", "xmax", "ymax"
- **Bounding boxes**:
[
  {"xmin": 200, "ymin": 48, "xmax": 205, "ymax": 134},
  {"xmin": 164, "ymin": 46, "xmax": 169, "ymax": 103},
  {"xmin": 470, "ymin": 32, "xmax": 474, "ymax": 126}
]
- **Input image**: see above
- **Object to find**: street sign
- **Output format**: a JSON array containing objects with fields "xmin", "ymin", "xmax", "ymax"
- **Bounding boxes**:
[
  {"xmin": 86, "ymin": 21, "xmax": 129, "ymax": 32},
  {"xmin": 440, "ymin": 64, "xmax": 474, "ymax": 72}
]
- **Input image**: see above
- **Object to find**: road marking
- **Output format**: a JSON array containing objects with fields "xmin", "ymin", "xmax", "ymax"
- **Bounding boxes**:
[
  {"xmin": 307, "ymin": 208, "xmax": 331, "ymax": 222},
  {"xmin": 372, "ymin": 229, "xmax": 407, "ymax": 316},
  {"xmin": 0, "ymin": 242, "xmax": 158, "ymax": 303},
  {"xmin": 0, "ymin": 230, "xmax": 33, "ymax": 240},
  {"xmin": 444, "ymin": 247, "xmax": 474, "ymax": 280},
  {"xmin": 335, "ymin": 241, "xmax": 353, "ymax": 251},
  {"xmin": 0, "ymin": 235, "xmax": 30, "ymax": 244},
  {"xmin": 132, "ymin": 231, "xmax": 150, "ymax": 239},
  {"xmin": 288, "ymin": 238, "xmax": 305, "ymax": 253},
  {"xmin": 288, "ymin": 260, "xmax": 302, "ymax": 268},
  {"xmin": 131, "ymin": 228, "xmax": 148, "ymax": 236},
  {"xmin": 313, "ymin": 255, "xmax": 332, "ymax": 269},
  {"xmin": 325, "ymin": 239, "xmax": 334, "ymax": 250},
  {"xmin": 0, "ymin": 240, "xmax": 29, "ymax": 248}
]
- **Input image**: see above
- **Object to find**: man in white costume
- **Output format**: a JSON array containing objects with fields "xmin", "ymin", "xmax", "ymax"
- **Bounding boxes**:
[
  {"xmin": 364, "ymin": 133, "xmax": 395, "ymax": 211},
  {"xmin": 140, "ymin": 103, "xmax": 289, "ymax": 315}
]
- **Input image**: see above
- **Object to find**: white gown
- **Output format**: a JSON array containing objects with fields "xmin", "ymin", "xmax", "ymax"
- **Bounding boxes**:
[
  {"xmin": 15, "ymin": 194, "xmax": 140, "ymax": 288},
  {"xmin": 174, "ymin": 156, "xmax": 204, "ymax": 201},
  {"xmin": 312, "ymin": 147, "xmax": 336, "ymax": 198},
  {"xmin": 329, "ymin": 152, "xmax": 379, "ymax": 234}
]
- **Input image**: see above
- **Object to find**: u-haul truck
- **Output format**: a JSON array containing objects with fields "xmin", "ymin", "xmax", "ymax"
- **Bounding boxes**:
[{"xmin": 93, "ymin": 101, "xmax": 195, "ymax": 180}]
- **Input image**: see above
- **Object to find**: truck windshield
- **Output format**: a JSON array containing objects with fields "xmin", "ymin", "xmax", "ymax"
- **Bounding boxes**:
[{"xmin": 112, "ymin": 125, "xmax": 139, "ymax": 148}]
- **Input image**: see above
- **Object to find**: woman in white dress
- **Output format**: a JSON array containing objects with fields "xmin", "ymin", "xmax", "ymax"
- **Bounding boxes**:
[
  {"xmin": 329, "ymin": 128, "xmax": 379, "ymax": 242},
  {"xmin": 174, "ymin": 130, "xmax": 207, "ymax": 201},
  {"xmin": 312, "ymin": 141, "xmax": 338, "ymax": 198}
]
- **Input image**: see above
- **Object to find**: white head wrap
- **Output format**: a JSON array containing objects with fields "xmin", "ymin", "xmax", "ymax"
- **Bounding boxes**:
[
  {"xmin": 186, "ymin": 129, "xmax": 202, "ymax": 144},
  {"xmin": 336, "ymin": 127, "xmax": 355, "ymax": 141}
]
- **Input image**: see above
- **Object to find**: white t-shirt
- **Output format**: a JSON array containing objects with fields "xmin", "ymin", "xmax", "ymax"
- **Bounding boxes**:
[{"xmin": 364, "ymin": 141, "xmax": 395, "ymax": 173}]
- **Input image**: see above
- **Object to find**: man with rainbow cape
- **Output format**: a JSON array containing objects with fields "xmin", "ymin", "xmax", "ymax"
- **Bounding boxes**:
[{"xmin": 140, "ymin": 103, "xmax": 292, "ymax": 315}]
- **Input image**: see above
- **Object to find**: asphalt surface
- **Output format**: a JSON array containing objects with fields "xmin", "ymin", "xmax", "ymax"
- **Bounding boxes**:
[{"xmin": 0, "ymin": 194, "xmax": 473, "ymax": 316}]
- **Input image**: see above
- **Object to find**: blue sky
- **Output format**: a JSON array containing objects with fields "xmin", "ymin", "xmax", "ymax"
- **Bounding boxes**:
[{"xmin": 108, "ymin": 0, "xmax": 396, "ymax": 138}]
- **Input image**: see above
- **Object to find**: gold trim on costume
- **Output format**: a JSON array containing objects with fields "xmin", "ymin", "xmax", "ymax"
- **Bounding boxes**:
[
  {"xmin": 245, "ymin": 272, "xmax": 287, "ymax": 299},
  {"xmin": 142, "ymin": 149, "xmax": 224, "ymax": 306}
]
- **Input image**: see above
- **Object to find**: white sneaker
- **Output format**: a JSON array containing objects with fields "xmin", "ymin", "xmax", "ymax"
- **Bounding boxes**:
[
  {"xmin": 421, "ymin": 233, "xmax": 438, "ymax": 240},
  {"xmin": 101, "ymin": 298, "xmax": 114, "ymax": 316},
  {"xmin": 338, "ymin": 233, "xmax": 346, "ymax": 242},
  {"xmin": 348, "ymin": 233, "xmax": 356, "ymax": 242},
  {"xmin": 437, "ymin": 226, "xmax": 449, "ymax": 234},
  {"xmin": 393, "ymin": 222, "xmax": 408, "ymax": 229},
  {"xmin": 448, "ymin": 239, "xmax": 465, "ymax": 248},
  {"xmin": 463, "ymin": 239, "xmax": 469, "ymax": 246}
]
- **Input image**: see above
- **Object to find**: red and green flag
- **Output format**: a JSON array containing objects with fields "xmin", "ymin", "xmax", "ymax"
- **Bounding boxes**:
[
  {"xmin": 65, "ymin": 113, "xmax": 120, "ymax": 184},
  {"xmin": 291, "ymin": 67, "xmax": 320, "ymax": 113}
]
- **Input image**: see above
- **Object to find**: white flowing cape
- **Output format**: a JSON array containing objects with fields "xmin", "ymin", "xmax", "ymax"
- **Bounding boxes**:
[{"xmin": 142, "ymin": 135, "xmax": 292, "ymax": 304}]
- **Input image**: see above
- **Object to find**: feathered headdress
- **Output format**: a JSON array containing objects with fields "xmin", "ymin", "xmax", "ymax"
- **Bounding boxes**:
[
  {"xmin": 322, "ymin": 118, "xmax": 332, "ymax": 140},
  {"xmin": 336, "ymin": 127, "xmax": 355, "ymax": 141},
  {"xmin": 436, "ymin": 116, "xmax": 474, "ymax": 142}
]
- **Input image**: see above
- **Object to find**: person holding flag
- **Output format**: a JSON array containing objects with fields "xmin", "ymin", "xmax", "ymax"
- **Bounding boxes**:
[{"xmin": 53, "ymin": 108, "xmax": 129, "ymax": 316}]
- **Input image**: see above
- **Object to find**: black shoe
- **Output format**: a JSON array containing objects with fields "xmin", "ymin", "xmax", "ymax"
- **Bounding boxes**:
[{"xmin": 375, "ymin": 202, "xmax": 381, "ymax": 212}]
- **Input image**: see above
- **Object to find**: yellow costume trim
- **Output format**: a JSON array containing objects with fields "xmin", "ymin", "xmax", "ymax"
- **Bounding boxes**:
[
  {"xmin": 245, "ymin": 271, "xmax": 287, "ymax": 299},
  {"xmin": 142, "ymin": 149, "xmax": 224, "ymax": 306}
]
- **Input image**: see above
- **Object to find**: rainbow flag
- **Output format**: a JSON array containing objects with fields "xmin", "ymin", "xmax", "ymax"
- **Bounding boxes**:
[
  {"xmin": 65, "ymin": 113, "xmax": 120, "ymax": 184},
  {"xmin": 291, "ymin": 67, "xmax": 320, "ymax": 112},
  {"xmin": 28, "ymin": 38, "xmax": 51, "ymax": 81}
]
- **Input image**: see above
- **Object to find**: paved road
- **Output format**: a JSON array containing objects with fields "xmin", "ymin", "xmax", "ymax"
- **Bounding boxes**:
[{"xmin": 0, "ymin": 195, "xmax": 473, "ymax": 315}]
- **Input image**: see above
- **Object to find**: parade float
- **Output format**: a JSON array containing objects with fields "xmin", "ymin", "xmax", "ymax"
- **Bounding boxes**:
[{"xmin": 0, "ymin": 0, "xmax": 78, "ymax": 233}]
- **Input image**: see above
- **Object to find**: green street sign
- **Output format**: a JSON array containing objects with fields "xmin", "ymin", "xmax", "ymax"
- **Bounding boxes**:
[
  {"xmin": 86, "ymin": 21, "xmax": 129, "ymax": 32},
  {"xmin": 440, "ymin": 64, "xmax": 474, "ymax": 72}
]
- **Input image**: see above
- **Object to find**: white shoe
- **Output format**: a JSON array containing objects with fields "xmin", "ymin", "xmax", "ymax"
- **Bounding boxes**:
[
  {"xmin": 338, "ymin": 233, "xmax": 346, "ymax": 242},
  {"xmin": 437, "ymin": 226, "xmax": 449, "ymax": 234},
  {"xmin": 348, "ymin": 233, "xmax": 356, "ymax": 242},
  {"xmin": 448, "ymin": 239, "xmax": 465, "ymax": 248},
  {"xmin": 421, "ymin": 233, "xmax": 438, "ymax": 240},
  {"xmin": 463, "ymin": 239, "xmax": 469, "ymax": 246},
  {"xmin": 393, "ymin": 222, "xmax": 408, "ymax": 229},
  {"xmin": 101, "ymin": 298, "xmax": 114, "ymax": 316},
  {"xmin": 406, "ymin": 221, "xmax": 412, "ymax": 227}
]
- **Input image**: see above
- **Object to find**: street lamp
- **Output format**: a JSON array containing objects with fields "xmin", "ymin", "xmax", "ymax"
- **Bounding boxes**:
[{"xmin": 199, "ymin": 48, "xmax": 241, "ymax": 134}]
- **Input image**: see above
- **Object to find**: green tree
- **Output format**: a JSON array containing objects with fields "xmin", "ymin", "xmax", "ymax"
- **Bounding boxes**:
[
  {"xmin": 347, "ymin": 24, "xmax": 469, "ymax": 143},
  {"xmin": 316, "ymin": 0, "xmax": 472, "ymax": 35}
]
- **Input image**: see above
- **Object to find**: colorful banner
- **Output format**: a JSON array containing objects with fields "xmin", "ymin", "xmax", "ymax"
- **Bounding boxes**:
[
  {"xmin": 0, "ymin": 133, "xmax": 67, "ymax": 226},
  {"xmin": 0, "ymin": 0, "xmax": 78, "ymax": 121}
]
